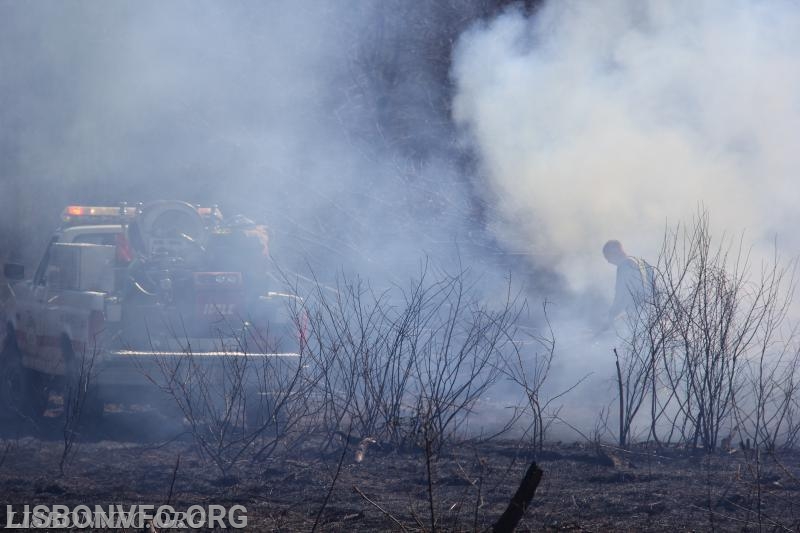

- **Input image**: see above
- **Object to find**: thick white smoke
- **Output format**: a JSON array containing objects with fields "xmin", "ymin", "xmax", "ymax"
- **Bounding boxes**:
[
  {"xmin": 453, "ymin": 0, "xmax": 800, "ymax": 296},
  {"xmin": 0, "ymin": 1, "xmax": 483, "ymax": 284}
]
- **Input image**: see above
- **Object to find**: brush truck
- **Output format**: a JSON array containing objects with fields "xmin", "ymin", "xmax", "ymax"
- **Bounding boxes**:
[{"xmin": 0, "ymin": 201, "xmax": 304, "ymax": 421}]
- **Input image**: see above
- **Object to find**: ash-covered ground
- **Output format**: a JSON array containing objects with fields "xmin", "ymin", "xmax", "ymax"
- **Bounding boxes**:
[{"xmin": 1, "ymin": 408, "xmax": 800, "ymax": 532}]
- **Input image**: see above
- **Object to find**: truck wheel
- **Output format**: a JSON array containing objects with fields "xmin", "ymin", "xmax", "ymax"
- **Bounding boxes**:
[
  {"xmin": 21, "ymin": 368, "xmax": 51, "ymax": 418},
  {"xmin": 0, "ymin": 336, "xmax": 22, "ymax": 417},
  {"xmin": 0, "ymin": 331, "xmax": 49, "ymax": 419}
]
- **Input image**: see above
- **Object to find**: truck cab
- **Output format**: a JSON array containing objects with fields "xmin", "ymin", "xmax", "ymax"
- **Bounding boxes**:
[{"xmin": 10, "ymin": 224, "xmax": 123, "ymax": 375}]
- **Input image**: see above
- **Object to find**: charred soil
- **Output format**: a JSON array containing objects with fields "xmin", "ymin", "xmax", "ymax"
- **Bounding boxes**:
[{"xmin": 1, "ymin": 411, "xmax": 799, "ymax": 531}]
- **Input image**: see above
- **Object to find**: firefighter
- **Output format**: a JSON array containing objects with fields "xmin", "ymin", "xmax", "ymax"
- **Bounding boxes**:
[{"xmin": 602, "ymin": 239, "xmax": 653, "ymax": 324}]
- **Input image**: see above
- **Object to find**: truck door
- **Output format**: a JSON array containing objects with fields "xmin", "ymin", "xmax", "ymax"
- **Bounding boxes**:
[{"xmin": 17, "ymin": 236, "xmax": 58, "ymax": 371}]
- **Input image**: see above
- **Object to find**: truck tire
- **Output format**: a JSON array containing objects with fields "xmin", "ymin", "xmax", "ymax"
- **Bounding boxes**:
[
  {"xmin": 0, "ymin": 334, "xmax": 21, "ymax": 418},
  {"xmin": 21, "ymin": 368, "xmax": 51, "ymax": 419},
  {"xmin": 0, "ymin": 327, "xmax": 49, "ymax": 420}
]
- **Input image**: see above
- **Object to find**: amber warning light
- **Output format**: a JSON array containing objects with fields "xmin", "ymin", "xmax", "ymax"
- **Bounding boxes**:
[
  {"xmin": 61, "ymin": 205, "xmax": 139, "ymax": 224},
  {"xmin": 61, "ymin": 204, "xmax": 223, "ymax": 225}
]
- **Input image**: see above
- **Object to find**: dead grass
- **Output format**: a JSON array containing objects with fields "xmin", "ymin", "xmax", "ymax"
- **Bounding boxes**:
[{"xmin": 2, "ymin": 411, "xmax": 799, "ymax": 531}]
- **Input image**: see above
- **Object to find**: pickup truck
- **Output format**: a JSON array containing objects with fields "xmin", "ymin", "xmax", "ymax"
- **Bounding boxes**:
[{"xmin": 0, "ymin": 201, "xmax": 304, "ymax": 422}]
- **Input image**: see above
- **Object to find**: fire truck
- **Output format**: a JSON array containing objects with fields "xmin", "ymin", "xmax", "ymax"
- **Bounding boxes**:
[{"xmin": 0, "ymin": 201, "xmax": 304, "ymax": 420}]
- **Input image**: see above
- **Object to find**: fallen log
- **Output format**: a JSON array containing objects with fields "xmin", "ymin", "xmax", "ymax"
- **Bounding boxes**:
[{"xmin": 490, "ymin": 461, "xmax": 543, "ymax": 533}]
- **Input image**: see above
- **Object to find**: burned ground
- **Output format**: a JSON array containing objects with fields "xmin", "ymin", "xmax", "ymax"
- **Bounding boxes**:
[{"xmin": 1, "ymin": 410, "xmax": 799, "ymax": 532}]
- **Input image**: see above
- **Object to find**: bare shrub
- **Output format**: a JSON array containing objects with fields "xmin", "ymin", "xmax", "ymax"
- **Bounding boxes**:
[
  {"xmin": 614, "ymin": 211, "xmax": 797, "ymax": 452},
  {"xmin": 146, "ymin": 322, "xmax": 312, "ymax": 476},
  {"xmin": 502, "ymin": 302, "xmax": 582, "ymax": 453},
  {"xmin": 783, "ymin": 392, "xmax": 800, "ymax": 450},
  {"xmin": 612, "ymin": 253, "xmax": 675, "ymax": 448},
  {"xmin": 60, "ymin": 335, "xmax": 100, "ymax": 475},
  {"xmin": 295, "ymin": 264, "xmax": 521, "ymax": 453}
]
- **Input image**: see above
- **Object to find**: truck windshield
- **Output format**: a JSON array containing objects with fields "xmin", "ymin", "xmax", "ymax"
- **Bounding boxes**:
[{"xmin": 33, "ymin": 236, "xmax": 59, "ymax": 286}]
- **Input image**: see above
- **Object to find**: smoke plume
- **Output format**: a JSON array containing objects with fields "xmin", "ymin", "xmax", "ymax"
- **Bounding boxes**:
[
  {"xmin": 452, "ymin": 0, "xmax": 800, "ymax": 297},
  {"xmin": 0, "ymin": 1, "xmax": 494, "ymax": 284}
]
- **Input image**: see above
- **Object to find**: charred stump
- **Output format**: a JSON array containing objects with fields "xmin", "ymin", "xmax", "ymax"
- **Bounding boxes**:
[{"xmin": 490, "ymin": 461, "xmax": 543, "ymax": 533}]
